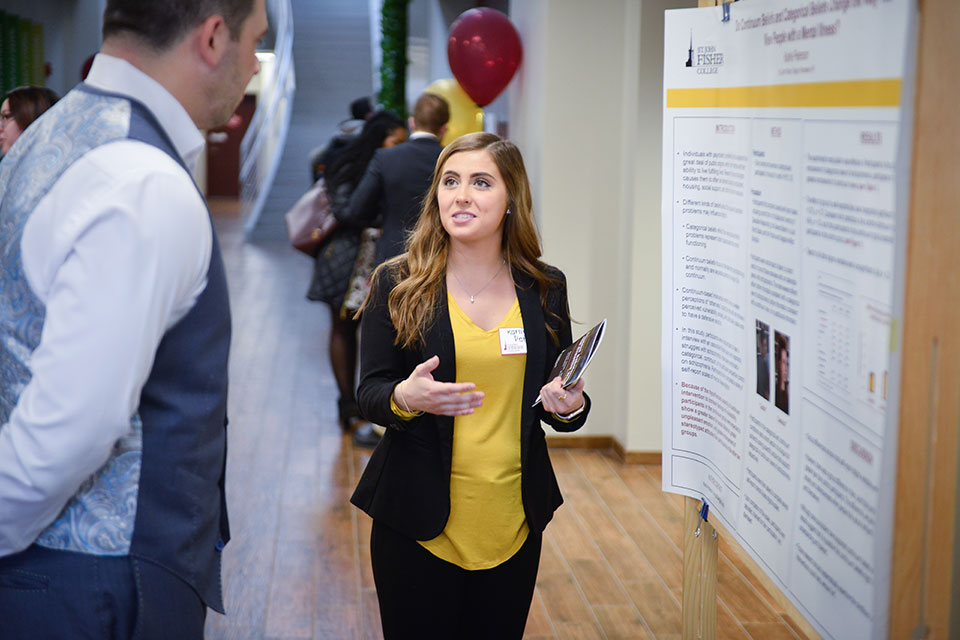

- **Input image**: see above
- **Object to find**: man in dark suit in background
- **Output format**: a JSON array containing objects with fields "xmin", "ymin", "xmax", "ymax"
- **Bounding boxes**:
[
  {"xmin": 342, "ymin": 92, "xmax": 448, "ymax": 447},
  {"xmin": 347, "ymin": 92, "xmax": 449, "ymax": 266}
]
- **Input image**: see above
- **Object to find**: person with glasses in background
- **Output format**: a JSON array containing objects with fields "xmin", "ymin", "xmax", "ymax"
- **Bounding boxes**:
[{"xmin": 0, "ymin": 86, "xmax": 59, "ymax": 158}]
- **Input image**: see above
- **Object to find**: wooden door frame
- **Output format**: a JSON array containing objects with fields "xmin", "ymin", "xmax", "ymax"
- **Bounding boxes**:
[{"xmin": 889, "ymin": 0, "xmax": 960, "ymax": 637}]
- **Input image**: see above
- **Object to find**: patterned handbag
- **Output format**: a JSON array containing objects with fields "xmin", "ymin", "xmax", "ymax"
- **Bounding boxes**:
[
  {"xmin": 341, "ymin": 227, "xmax": 382, "ymax": 317},
  {"xmin": 306, "ymin": 226, "xmax": 361, "ymax": 307}
]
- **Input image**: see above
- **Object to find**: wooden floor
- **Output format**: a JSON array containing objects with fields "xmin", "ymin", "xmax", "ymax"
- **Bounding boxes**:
[{"xmin": 204, "ymin": 210, "xmax": 810, "ymax": 639}]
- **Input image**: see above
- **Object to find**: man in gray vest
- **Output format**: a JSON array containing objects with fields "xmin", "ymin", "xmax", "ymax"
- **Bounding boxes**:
[{"xmin": 0, "ymin": 0, "xmax": 267, "ymax": 637}]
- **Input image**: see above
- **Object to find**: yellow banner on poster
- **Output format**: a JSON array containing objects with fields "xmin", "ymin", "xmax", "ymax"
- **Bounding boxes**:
[{"xmin": 667, "ymin": 78, "xmax": 901, "ymax": 109}]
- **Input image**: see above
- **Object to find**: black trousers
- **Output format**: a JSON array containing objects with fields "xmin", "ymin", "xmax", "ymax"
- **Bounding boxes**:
[
  {"xmin": 370, "ymin": 520, "xmax": 542, "ymax": 640},
  {"xmin": 0, "ymin": 544, "xmax": 206, "ymax": 640}
]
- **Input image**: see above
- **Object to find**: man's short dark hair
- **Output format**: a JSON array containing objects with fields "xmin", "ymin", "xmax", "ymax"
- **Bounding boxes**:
[
  {"xmin": 350, "ymin": 97, "xmax": 373, "ymax": 121},
  {"xmin": 412, "ymin": 93, "xmax": 449, "ymax": 136},
  {"xmin": 103, "ymin": 0, "xmax": 255, "ymax": 51}
]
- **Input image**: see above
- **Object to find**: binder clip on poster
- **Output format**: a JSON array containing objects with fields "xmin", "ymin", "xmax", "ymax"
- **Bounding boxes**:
[{"xmin": 694, "ymin": 499, "xmax": 716, "ymax": 539}]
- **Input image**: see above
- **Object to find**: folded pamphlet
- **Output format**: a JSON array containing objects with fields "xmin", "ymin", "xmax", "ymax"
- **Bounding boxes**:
[{"xmin": 533, "ymin": 318, "xmax": 606, "ymax": 406}]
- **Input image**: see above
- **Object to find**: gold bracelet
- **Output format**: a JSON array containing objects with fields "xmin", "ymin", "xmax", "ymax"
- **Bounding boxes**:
[{"xmin": 395, "ymin": 381, "xmax": 413, "ymax": 413}]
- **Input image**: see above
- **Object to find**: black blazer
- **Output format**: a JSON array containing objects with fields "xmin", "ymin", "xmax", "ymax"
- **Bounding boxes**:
[
  {"xmin": 350, "ymin": 263, "xmax": 591, "ymax": 541},
  {"xmin": 345, "ymin": 136, "xmax": 443, "ymax": 265}
]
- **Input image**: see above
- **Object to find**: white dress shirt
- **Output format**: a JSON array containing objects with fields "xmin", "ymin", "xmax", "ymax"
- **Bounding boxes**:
[{"xmin": 0, "ymin": 54, "xmax": 212, "ymax": 556}]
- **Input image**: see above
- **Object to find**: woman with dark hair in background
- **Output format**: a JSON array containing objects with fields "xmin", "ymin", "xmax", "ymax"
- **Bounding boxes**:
[
  {"xmin": 351, "ymin": 132, "xmax": 591, "ymax": 638},
  {"xmin": 0, "ymin": 86, "xmax": 59, "ymax": 157},
  {"xmin": 307, "ymin": 110, "xmax": 407, "ymax": 436},
  {"xmin": 309, "ymin": 95, "xmax": 374, "ymax": 182}
]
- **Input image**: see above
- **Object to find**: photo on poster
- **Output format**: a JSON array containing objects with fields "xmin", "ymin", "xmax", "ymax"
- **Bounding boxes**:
[
  {"xmin": 774, "ymin": 331, "xmax": 790, "ymax": 415},
  {"xmin": 756, "ymin": 320, "xmax": 771, "ymax": 401}
]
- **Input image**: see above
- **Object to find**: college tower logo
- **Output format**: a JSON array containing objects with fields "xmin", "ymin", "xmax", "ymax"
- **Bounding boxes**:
[{"xmin": 685, "ymin": 30, "xmax": 724, "ymax": 75}]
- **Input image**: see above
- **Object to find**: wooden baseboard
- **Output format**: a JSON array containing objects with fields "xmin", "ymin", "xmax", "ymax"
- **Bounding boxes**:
[
  {"xmin": 613, "ymin": 439, "xmax": 662, "ymax": 465},
  {"xmin": 546, "ymin": 435, "xmax": 614, "ymax": 450},
  {"xmin": 546, "ymin": 435, "xmax": 661, "ymax": 465}
]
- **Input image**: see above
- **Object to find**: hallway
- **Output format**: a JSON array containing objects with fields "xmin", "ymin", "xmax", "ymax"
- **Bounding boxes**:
[
  {"xmin": 250, "ymin": 0, "xmax": 374, "ymax": 242},
  {"xmin": 202, "ymin": 212, "xmax": 809, "ymax": 640}
]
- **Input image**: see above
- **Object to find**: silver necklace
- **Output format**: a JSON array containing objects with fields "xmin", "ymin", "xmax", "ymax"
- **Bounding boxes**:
[{"xmin": 452, "ymin": 259, "xmax": 506, "ymax": 304}]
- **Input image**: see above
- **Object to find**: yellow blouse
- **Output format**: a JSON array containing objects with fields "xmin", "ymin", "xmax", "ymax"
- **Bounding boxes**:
[{"xmin": 418, "ymin": 293, "xmax": 529, "ymax": 569}]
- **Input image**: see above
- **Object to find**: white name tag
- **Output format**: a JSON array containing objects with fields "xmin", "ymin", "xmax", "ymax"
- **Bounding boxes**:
[{"xmin": 499, "ymin": 327, "xmax": 527, "ymax": 355}]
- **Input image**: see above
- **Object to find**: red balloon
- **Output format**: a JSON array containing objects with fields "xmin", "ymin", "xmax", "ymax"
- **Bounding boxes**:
[{"xmin": 447, "ymin": 8, "xmax": 522, "ymax": 108}]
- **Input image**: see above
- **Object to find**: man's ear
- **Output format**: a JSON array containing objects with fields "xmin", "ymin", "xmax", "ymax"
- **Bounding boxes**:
[
  {"xmin": 196, "ymin": 14, "xmax": 229, "ymax": 67},
  {"xmin": 438, "ymin": 123, "xmax": 448, "ymax": 139},
  {"xmin": 408, "ymin": 116, "xmax": 416, "ymax": 131}
]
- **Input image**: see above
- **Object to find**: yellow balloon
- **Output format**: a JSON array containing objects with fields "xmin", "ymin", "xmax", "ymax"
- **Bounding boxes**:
[{"xmin": 425, "ymin": 78, "xmax": 484, "ymax": 146}]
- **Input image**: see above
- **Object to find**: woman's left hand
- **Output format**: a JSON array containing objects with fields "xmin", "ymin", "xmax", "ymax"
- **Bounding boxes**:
[{"xmin": 539, "ymin": 376, "xmax": 585, "ymax": 416}]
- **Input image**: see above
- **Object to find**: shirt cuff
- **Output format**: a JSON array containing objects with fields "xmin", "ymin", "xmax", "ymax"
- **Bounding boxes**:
[{"xmin": 554, "ymin": 402, "xmax": 586, "ymax": 423}]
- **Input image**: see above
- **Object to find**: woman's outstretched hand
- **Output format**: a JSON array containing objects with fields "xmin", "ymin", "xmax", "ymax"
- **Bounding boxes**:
[
  {"xmin": 394, "ymin": 355, "xmax": 484, "ymax": 416},
  {"xmin": 539, "ymin": 376, "xmax": 585, "ymax": 416}
]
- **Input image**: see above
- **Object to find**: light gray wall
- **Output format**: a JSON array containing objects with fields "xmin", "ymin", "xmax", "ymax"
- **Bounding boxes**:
[{"xmin": 508, "ymin": 0, "xmax": 692, "ymax": 450}]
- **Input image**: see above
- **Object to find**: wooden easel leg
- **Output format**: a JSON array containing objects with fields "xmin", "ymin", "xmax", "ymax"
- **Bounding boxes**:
[{"xmin": 683, "ymin": 496, "xmax": 718, "ymax": 639}]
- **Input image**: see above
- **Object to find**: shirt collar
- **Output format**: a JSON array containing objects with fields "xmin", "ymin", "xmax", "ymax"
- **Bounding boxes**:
[
  {"xmin": 85, "ymin": 53, "xmax": 205, "ymax": 173},
  {"xmin": 409, "ymin": 131, "xmax": 438, "ymax": 141}
]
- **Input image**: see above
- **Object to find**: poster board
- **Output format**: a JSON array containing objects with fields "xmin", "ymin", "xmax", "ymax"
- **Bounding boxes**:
[{"xmin": 660, "ymin": 1, "xmax": 915, "ymax": 638}]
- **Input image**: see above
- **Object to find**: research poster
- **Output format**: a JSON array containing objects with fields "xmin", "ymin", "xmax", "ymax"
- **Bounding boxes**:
[{"xmin": 660, "ymin": 1, "xmax": 914, "ymax": 638}]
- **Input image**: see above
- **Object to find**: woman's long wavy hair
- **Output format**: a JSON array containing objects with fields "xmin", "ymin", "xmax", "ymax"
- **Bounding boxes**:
[{"xmin": 370, "ymin": 132, "xmax": 563, "ymax": 349}]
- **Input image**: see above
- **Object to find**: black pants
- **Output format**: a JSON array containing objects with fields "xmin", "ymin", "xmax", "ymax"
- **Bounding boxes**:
[
  {"xmin": 370, "ymin": 521, "xmax": 542, "ymax": 640},
  {"xmin": 0, "ymin": 545, "xmax": 205, "ymax": 639}
]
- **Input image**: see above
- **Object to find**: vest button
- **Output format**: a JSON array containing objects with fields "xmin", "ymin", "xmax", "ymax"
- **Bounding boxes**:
[{"xmin": 215, "ymin": 539, "xmax": 225, "ymax": 551}]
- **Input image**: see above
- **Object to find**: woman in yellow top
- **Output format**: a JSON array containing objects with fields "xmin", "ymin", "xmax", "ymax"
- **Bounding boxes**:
[{"xmin": 351, "ymin": 132, "xmax": 591, "ymax": 639}]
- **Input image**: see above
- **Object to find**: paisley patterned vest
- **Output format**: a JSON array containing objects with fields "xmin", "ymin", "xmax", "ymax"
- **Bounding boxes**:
[{"xmin": 0, "ymin": 84, "xmax": 231, "ymax": 611}]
